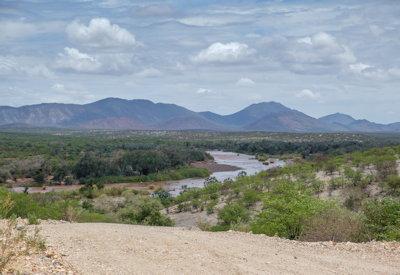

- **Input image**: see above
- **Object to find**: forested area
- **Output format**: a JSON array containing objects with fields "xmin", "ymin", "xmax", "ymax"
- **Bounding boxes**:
[
  {"xmin": 1, "ymin": 131, "xmax": 400, "ymax": 187},
  {"xmin": 0, "ymin": 132, "xmax": 209, "ymax": 186}
]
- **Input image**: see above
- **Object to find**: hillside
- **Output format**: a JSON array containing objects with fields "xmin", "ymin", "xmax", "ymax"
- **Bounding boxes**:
[
  {"xmin": 12, "ymin": 222, "xmax": 399, "ymax": 274},
  {"xmin": 0, "ymin": 98, "xmax": 399, "ymax": 132}
]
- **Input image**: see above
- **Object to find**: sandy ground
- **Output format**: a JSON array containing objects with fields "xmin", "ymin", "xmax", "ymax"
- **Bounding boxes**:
[
  {"xmin": 37, "ymin": 222, "xmax": 400, "ymax": 275},
  {"xmin": 191, "ymin": 160, "xmax": 240, "ymax": 173}
]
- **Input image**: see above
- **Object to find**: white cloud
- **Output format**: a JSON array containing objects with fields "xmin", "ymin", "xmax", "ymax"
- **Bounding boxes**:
[
  {"xmin": 55, "ymin": 47, "xmax": 134, "ymax": 74},
  {"xmin": 289, "ymin": 32, "xmax": 356, "ymax": 70},
  {"xmin": 0, "ymin": 21, "xmax": 37, "ymax": 41},
  {"xmin": 0, "ymin": 20, "xmax": 63, "ymax": 42},
  {"xmin": 0, "ymin": 55, "xmax": 54, "ymax": 78},
  {"xmin": 348, "ymin": 63, "xmax": 400, "ymax": 80},
  {"xmin": 196, "ymin": 88, "xmax": 212, "ymax": 94},
  {"xmin": 236, "ymin": 77, "xmax": 255, "ymax": 86},
  {"xmin": 66, "ymin": 18, "xmax": 136, "ymax": 49},
  {"xmin": 52, "ymin": 83, "xmax": 65, "ymax": 91},
  {"xmin": 295, "ymin": 89, "xmax": 321, "ymax": 100},
  {"xmin": 349, "ymin": 63, "xmax": 372, "ymax": 74},
  {"xmin": 56, "ymin": 47, "xmax": 101, "ymax": 73},
  {"xmin": 135, "ymin": 68, "xmax": 162, "ymax": 78},
  {"xmin": 193, "ymin": 42, "xmax": 255, "ymax": 64},
  {"xmin": 264, "ymin": 32, "xmax": 357, "ymax": 74}
]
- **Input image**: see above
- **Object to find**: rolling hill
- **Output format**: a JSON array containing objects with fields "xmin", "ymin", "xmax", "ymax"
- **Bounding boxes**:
[{"xmin": 0, "ymin": 98, "xmax": 399, "ymax": 133}]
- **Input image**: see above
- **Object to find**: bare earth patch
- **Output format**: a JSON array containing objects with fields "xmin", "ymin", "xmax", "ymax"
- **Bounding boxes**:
[
  {"xmin": 38, "ymin": 222, "xmax": 400, "ymax": 275},
  {"xmin": 191, "ymin": 160, "xmax": 241, "ymax": 173}
]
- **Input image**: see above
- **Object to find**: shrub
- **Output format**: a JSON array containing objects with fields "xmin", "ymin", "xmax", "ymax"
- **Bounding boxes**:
[
  {"xmin": 242, "ymin": 189, "xmax": 260, "ymax": 206},
  {"xmin": 375, "ymin": 157, "xmax": 397, "ymax": 180},
  {"xmin": 386, "ymin": 175, "xmax": 400, "ymax": 195},
  {"xmin": 299, "ymin": 207, "xmax": 364, "ymax": 242},
  {"xmin": 251, "ymin": 182, "xmax": 328, "ymax": 239},
  {"xmin": 153, "ymin": 188, "xmax": 172, "ymax": 207},
  {"xmin": 218, "ymin": 203, "xmax": 249, "ymax": 226},
  {"xmin": 118, "ymin": 197, "xmax": 173, "ymax": 226},
  {"xmin": 363, "ymin": 198, "xmax": 400, "ymax": 241}
]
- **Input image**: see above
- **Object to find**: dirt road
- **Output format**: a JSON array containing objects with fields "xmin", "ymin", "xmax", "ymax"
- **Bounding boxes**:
[{"xmin": 39, "ymin": 222, "xmax": 400, "ymax": 274}]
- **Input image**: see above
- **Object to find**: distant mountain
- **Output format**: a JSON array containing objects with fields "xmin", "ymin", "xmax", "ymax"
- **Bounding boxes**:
[
  {"xmin": 244, "ymin": 110, "xmax": 329, "ymax": 132},
  {"xmin": 0, "ymin": 98, "xmax": 221, "ymax": 131},
  {"xmin": 318, "ymin": 113, "xmax": 399, "ymax": 133},
  {"xmin": 319, "ymin": 113, "xmax": 356, "ymax": 126},
  {"xmin": 0, "ymin": 98, "xmax": 399, "ymax": 133}
]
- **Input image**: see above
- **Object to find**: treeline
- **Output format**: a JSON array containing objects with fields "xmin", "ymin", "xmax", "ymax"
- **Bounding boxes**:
[
  {"xmin": 1, "ymin": 148, "xmax": 208, "ymax": 184},
  {"xmin": 190, "ymin": 138, "xmax": 400, "ymax": 157}
]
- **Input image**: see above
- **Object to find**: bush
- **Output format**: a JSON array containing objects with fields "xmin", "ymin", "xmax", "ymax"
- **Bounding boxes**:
[
  {"xmin": 250, "ymin": 182, "xmax": 328, "ymax": 239},
  {"xmin": 218, "ymin": 203, "xmax": 249, "ymax": 226},
  {"xmin": 299, "ymin": 207, "xmax": 364, "ymax": 242},
  {"xmin": 386, "ymin": 175, "xmax": 400, "ymax": 194},
  {"xmin": 363, "ymin": 199, "xmax": 400, "ymax": 241},
  {"xmin": 118, "ymin": 197, "xmax": 173, "ymax": 226},
  {"xmin": 242, "ymin": 189, "xmax": 260, "ymax": 206}
]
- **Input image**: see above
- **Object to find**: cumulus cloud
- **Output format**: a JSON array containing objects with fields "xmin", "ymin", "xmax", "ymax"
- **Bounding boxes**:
[
  {"xmin": 236, "ymin": 77, "xmax": 255, "ymax": 86},
  {"xmin": 66, "ymin": 18, "xmax": 136, "ymax": 49},
  {"xmin": 193, "ymin": 42, "xmax": 255, "ymax": 64},
  {"xmin": 295, "ymin": 89, "xmax": 321, "ymax": 100},
  {"xmin": 262, "ymin": 32, "xmax": 356, "ymax": 74},
  {"xmin": 196, "ymin": 88, "xmax": 212, "ymax": 94},
  {"xmin": 56, "ymin": 47, "xmax": 101, "ymax": 73},
  {"xmin": 287, "ymin": 32, "xmax": 356, "ymax": 73}
]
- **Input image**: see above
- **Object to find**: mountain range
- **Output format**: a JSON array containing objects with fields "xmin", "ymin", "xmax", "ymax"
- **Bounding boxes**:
[{"xmin": 0, "ymin": 98, "xmax": 399, "ymax": 133}]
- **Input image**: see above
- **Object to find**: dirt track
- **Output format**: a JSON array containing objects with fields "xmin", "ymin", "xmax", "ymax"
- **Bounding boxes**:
[{"xmin": 39, "ymin": 222, "xmax": 400, "ymax": 275}]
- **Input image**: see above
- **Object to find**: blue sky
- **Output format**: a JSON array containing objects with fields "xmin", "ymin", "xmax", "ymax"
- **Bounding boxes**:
[{"xmin": 0, "ymin": 0, "xmax": 399, "ymax": 123}]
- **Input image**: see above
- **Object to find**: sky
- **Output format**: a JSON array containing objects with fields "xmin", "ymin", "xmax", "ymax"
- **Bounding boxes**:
[{"xmin": 0, "ymin": 0, "xmax": 399, "ymax": 123}]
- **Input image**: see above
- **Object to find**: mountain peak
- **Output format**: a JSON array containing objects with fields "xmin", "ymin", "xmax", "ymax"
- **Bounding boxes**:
[{"xmin": 319, "ymin": 113, "xmax": 356, "ymax": 126}]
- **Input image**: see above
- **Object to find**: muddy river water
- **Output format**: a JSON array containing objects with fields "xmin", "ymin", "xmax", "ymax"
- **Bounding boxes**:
[{"xmin": 167, "ymin": 151, "xmax": 285, "ymax": 196}]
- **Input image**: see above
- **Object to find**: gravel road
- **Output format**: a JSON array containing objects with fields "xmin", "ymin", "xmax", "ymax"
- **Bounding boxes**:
[{"xmin": 40, "ymin": 222, "xmax": 400, "ymax": 275}]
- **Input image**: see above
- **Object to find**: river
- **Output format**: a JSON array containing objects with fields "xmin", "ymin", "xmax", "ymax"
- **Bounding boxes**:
[{"xmin": 166, "ymin": 151, "xmax": 285, "ymax": 196}]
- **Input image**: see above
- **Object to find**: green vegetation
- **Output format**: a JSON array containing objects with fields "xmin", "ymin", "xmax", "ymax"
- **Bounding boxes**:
[
  {"xmin": 173, "ymin": 144, "xmax": 400, "ymax": 242},
  {"xmin": 1, "ymin": 130, "xmax": 400, "ymax": 242},
  {"xmin": 0, "ymin": 187, "xmax": 173, "ymax": 226},
  {"xmin": 0, "ymin": 131, "xmax": 210, "ymax": 186}
]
